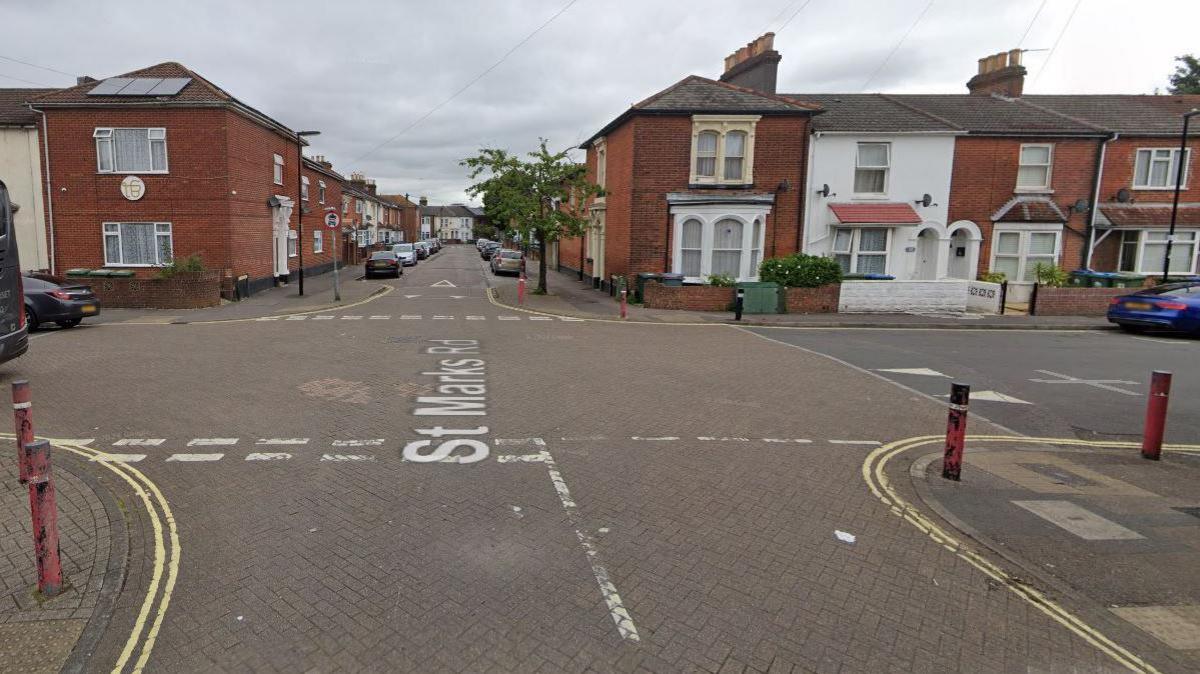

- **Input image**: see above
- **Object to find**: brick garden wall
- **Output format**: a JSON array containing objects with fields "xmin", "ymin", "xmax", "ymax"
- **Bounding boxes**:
[
  {"xmin": 1032, "ymin": 286, "xmax": 1123, "ymax": 316},
  {"xmin": 785, "ymin": 285, "xmax": 839, "ymax": 313},
  {"xmin": 643, "ymin": 283, "xmax": 733, "ymax": 311},
  {"xmin": 83, "ymin": 272, "xmax": 222, "ymax": 309}
]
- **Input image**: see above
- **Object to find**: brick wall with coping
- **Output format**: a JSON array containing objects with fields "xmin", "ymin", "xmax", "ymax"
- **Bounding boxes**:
[
  {"xmin": 643, "ymin": 283, "xmax": 733, "ymax": 311},
  {"xmin": 1032, "ymin": 286, "xmax": 1124, "ymax": 316},
  {"xmin": 83, "ymin": 271, "xmax": 222, "ymax": 309},
  {"xmin": 785, "ymin": 285, "xmax": 839, "ymax": 313}
]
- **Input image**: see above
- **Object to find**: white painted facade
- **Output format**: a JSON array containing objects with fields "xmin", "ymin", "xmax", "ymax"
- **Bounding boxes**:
[
  {"xmin": 0, "ymin": 126, "xmax": 50, "ymax": 271},
  {"xmin": 804, "ymin": 133, "xmax": 977, "ymax": 281}
]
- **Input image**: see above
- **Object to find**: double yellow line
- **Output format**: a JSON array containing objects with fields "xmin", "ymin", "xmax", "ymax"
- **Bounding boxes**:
[
  {"xmin": 864, "ymin": 435, "xmax": 1200, "ymax": 673},
  {"xmin": 3, "ymin": 434, "xmax": 179, "ymax": 673}
]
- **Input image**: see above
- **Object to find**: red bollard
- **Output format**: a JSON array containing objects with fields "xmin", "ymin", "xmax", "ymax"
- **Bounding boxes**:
[
  {"xmin": 620, "ymin": 289, "xmax": 627, "ymax": 319},
  {"xmin": 12, "ymin": 379, "xmax": 33, "ymax": 484},
  {"xmin": 941, "ymin": 383, "xmax": 970, "ymax": 481},
  {"xmin": 24, "ymin": 440, "xmax": 63, "ymax": 597},
  {"xmin": 518, "ymin": 275, "xmax": 526, "ymax": 305},
  {"xmin": 1141, "ymin": 370, "xmax": 1172, "ymax": 460}
]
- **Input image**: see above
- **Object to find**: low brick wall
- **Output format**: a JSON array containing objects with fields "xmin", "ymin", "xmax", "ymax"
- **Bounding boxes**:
[
  {"xmin": 1032, "ymin": 286, "xmax": 1125, "ymax": 316},
  {"xmin": 79, "ymin": 272, "xmax": 223, "ymax": 309},
  {"xmin": 785, "ymin": 285, "xmax": 840, "ymax": 313},
  {"xmin": 643, "ymin": 283, "xmax": 733, "ymax": 311}
]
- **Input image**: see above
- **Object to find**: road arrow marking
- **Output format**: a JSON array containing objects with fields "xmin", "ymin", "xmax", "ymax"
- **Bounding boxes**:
[
  {"xmin": 89, "ymin": 453, "xmax": 146, "ymax": 463},
  {"xmin": 404, "ymin": 294, "xmax": 421, "ymax": 299},
  {"xmin": 166, "ymin": 453, "xmax": 224, "ymax": 462},
  {"xmin": 431, "ymin": 280, "xmax": 457, "ymax": 287},
  {"xmin": 938, "ymin": 390, "xmax": 1032, "ymax": 404},
  {"xmin": 877, "ymin": 368, "xmax": 949, "ymax": 377}
]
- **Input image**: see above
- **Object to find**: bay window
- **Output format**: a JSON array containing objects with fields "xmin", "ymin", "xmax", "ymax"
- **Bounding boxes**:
[
  {"xmin": 1119, "ymin": 230, "xmax": 1197, "ymax": 274},
  {"xmin": 94, "ymin": 128, "xmax": 168, "ymax": 173},
  {"xmin": 832, "ymin": 227, "xmax": 888, "ymax": 275},
  {"xmin": 690, "ymin": 116, "xmax": 759, "ymax": 185},
  {"xmin": 1133, "ymin": 149, "xmax": 1190, "ymax": 189},
  {"xmin": 853, "ymin": 143, "xmax": 889, "ymax": 195},
  {"xmin": 103, "ymin": 222, "xmax": 173, "ymax": 266},
  {"xmin": 711, "ymin": 219, "xmax": 743, "ymax": 277},
  {"xmin": 990, "ymin": 227, "xmax": 1060, "ymax": 282},
  {"xmin": 671, "ymin": 209, "xmax": 769, "ymax": 281},
  {"xmin": 1016, "ymin": 144, "xmax": 1053, "ymax": 191},
  {"xmin": 680, "ymin": 219, "xmax": 702, "ymax": 277}
]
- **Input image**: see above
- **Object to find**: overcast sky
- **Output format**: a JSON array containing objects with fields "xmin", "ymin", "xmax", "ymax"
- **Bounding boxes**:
[{"xmin": 5, "ymin": 0, "xmax": 1198, "ymax": 204}]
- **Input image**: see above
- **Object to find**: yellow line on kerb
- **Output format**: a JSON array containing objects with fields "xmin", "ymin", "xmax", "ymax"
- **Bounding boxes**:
[
  {"xmin": 1, "ymin": 434, "xmax": 180, "ymax": 673},
  {"xmin": 864, "ymin": 434, "xmax": 1200, "ymax": 674}
]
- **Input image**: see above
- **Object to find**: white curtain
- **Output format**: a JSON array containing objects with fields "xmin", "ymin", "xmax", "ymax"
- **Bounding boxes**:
[
  {"xmin": 114, "ymin": 129, "xmax": 151, "ymax": 172},
  {"xmin": 711, "ymin": 219, "xmax": 743, "ymax": 277},
  {"xmin": 724, "ymin": 132, "xmax": 745, "ymax": 180},
  {"xmin": 749, "ymin": 219, "xmax": 762, "ymax": 274},
  {"xmin": 120, "ymin": 223, "xmax": 156, "ymax": 265},
  {"xmin": 681, "ymin": 219, "xmax": 702, "ymax": 277},
  {"xmin": 695, "ymin": 132, "xmax": 717, "ymax": 177}
]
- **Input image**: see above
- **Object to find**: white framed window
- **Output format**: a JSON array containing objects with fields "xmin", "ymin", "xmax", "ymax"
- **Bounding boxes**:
[
  {"xmin": 301, "ymin": 176, "xmax": 310, "ymax": 201},
  {"xmin": 356, "ymin": 230, "xmax": 368, "ymax": 247},
  {"xmin": 287, "ymin": 229, "xmax": 298, "ymax": 257},
  {"xmin": 750, "ymin": 219, "xmax": 763, "ymax": 273},
  {"xmin": 318, "ymin": 180, "xmax": 326, "ymax": 204},
  {"xmin": 672, "ymin": 210, "xmax": 768, "ymax": 281},
  {"xmin": 1016, "ymin": 144, "xmax": 1053, "ymax": 191},
  {"xmin": 342, "ymin": 196, "xmax": 349, "ymax": 214},
  {"xmin": 711, "ymin": 219, "xmax": 744, "ymax": 277},
  {"xmin": 832, "ymin": 227, "xmax": 889, "ymax": 275},
  {"xmin": 313, "ymin": 230, "xmax": 323, "ymax": 253},
  {"xmin": 273, "ymin": 154, "xmax": 284, "ymax": 185},
  {"xmin": 1120, "ymin": 230, "xmax": 1198, "ymax": 274},
  {"xmin": 853, "ymin": 143, "xmax": 889, "ymax": 196},
  {"xmin": 1133, "ymin": 148, "xmax": 1191, "ymax": 190},
  {"xmin": 355, "ymin": 200, "xmax": 363, "ymax": 214},
  {"xmin": 680, "ymin": 219, "xmax": 702, "ymax": 277},
  {"xmin": 596, "ymin": 141, "xmax": 607, "ymax": 190},
  {"xmin": 990, "ymin": 226, "xmax": 1061, "ymax": 282},
  {"xmin": 102, "ymin": 222, "xmax": 173, "ymax": 266},
  {"xmin": 689, "ymin": 115, "xmax": 759, "ymax": 185},
  {"xmin": 94, "ymin": 128, "xmax": 168, "ymax": 173}
]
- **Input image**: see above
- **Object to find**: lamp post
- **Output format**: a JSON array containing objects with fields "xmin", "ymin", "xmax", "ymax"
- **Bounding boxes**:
[
  {"xmin": 295, "ymin": 130, "xmax": 321, "ymax": 296},
  {"xmin": 1162, "ymin": 109, "xmax": 1198, "ymax": 284}
]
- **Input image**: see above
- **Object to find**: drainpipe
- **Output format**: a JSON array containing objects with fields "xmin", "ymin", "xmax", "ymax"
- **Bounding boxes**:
[
  {"xmin": 1083, "ymin": 132, "xmax": 1118, "ymax": 269},
  {"xmin": 30, "ymin": 105, "xmax": 55, "ymax": 274}
]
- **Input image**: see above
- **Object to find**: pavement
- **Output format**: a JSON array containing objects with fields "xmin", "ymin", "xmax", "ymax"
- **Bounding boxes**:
[{"xmin": 6, "ymin": 243, "xmax": 1199, "ymax": 672}]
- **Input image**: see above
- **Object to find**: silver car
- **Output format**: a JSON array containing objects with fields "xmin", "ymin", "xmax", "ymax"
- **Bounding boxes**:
[{"xmin": 391, "ymin": 243, "xmax": 417, "ymax": 266}]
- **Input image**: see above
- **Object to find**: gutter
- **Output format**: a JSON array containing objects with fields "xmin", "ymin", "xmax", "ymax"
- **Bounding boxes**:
[
  {"xmin": 29, "ymin": 105, "xmax": 55, "ymax": 274},
  {"xmin": 1083, "ymin": 132, "xmax": 1119, "ymax": 269}
]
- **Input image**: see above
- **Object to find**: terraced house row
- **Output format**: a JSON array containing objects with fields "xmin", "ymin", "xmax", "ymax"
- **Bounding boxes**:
[
  {"xmin": 0, "ymin": 62, "xmax": 423, "ymax": 297},
  {"xmin": 560, "ymin": 34, "xmax": 1200, "ymax": 301}
]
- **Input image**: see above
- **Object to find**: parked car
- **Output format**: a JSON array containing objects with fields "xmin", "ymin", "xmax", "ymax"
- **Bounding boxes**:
[
  {"xmin": 414, "ymin": 242, "xmax": 430, "ymax": 259},
  {"xmin": 364, "ymin": 251, "xmax": 402, "ymax": 278},
  {"xmin": 490, "ymin": 250, "xmax": 524, "ymax": 276},
  {"xmin": 1107, "ymin": 282, "xmax": 1200, "ymax": 334},
  {"xmin": 476, "ymin": 238, "xmax": 490, "ymax": 251},
  {"xmin": 480, "ymin": 242, "xmax": 502, "ymax": 260},
  {"xmin": 426, "ymin": 238, "xmax": 441, "ymax": 253},
  {"xmin": 391, "ymin": 243, "xmax": 417, "ymax": 266},
  {"xmin": 23, "ymin": 275, "xmax": 100, "ymax": 330}
]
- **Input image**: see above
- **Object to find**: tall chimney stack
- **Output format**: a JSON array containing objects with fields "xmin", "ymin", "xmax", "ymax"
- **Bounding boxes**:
[
  {"xmin": 966, "ymin": 49, "xmax": 1026, "ymax": 98},
  {"xmin": 719, "ymin": 33, "xmax": 782, "ymax": 94}
]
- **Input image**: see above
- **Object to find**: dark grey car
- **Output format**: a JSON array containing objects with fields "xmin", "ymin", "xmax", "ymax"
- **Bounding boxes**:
[{"xmin": 23, "ymin": 276, "xmax": 100, "ymax": 330}]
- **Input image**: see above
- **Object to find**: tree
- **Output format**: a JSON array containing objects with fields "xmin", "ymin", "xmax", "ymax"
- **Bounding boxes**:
[
  {"xmin": 463, "ymin": 140, "xmax": 601, "ymax": 294},
  {"xmin": 1168, "ymin": 54, "xmax": 1200, "ymax": 94}
]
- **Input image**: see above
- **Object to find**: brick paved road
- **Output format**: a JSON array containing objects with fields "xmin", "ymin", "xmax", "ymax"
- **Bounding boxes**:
[{"xmin": 4, "ymin": 245, "xmax": 1170, "ymax": 672}]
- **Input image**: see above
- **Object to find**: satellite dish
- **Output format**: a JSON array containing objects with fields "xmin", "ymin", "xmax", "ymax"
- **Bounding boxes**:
[
  {"xmin": 1073, "ymin": 198, "xmax": 1089, "ymax": 212},
  {"xmin": 816, "ymin": 184, "xmax": 832, "ymax": 197},
  {"xmin": 920, "ymin": 193, "xmax": 933, "ymax": 208},
  {"xmin": 1116, "ymin": 188, "xmax": 1131, "ymax": 203}
]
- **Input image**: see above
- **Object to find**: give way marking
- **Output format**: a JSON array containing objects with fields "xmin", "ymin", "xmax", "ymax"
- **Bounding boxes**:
[
  {"xmin": 1028, "ymin": 369, "xmax": 1141, "ymax": 397},
  {"xmin": 430, "ymin": 280, "xmax": 457, "ymax": 287}
]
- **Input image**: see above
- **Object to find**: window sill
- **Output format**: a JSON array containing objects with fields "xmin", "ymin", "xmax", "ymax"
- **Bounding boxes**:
[
  {"xmin": 103, "ymin": 264, "xmax": 160, "ymax": 268},
  {"xmin": 98, "ymin": 170, "xmax": 169, "ymax": 175},
  {"xmin": 1132, "ymin": 186, "xmax": 1188, "ymax": 191},
  {"xmin": 1013, "ymin": 188, "xmax": 1054, "ymax": 194},
  {"xmin": 687, "ymin": 182, "xmax": 754, "ymax": 190}
]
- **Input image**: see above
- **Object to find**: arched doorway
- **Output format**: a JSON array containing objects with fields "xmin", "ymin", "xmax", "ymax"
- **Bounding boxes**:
[
  {"xmin": 945, "ymin": 220, "xmax": 983, "ymax": 280},
  {"xmin": 916, "ymin": 228, "xmax": 940, "ymax": 279}
]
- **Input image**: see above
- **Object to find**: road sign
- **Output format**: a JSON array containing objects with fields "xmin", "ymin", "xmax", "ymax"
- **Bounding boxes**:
[{"xmin": 324, "ymin": 212, "xmax": 340, "ymax": 229}]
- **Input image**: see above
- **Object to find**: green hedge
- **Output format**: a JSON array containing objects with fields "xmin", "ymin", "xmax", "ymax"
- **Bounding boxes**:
[{"xmin": 759, "ymin": 254, "xmax": 842, "ymax": 288}]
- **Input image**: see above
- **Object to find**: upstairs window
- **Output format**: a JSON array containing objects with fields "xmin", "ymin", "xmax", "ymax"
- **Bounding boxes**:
[
  {"xmin": 273, "ymin": 154, "xmax": 284, "ymax": 185},
  {"xmin": 318, "ymin": 180, "xmax": 326, "ymax": 204},
  {"xmin": 596, "ymin": 143, "xmax": 607, "ymax": 189},
  {"xmin": 95, "ymin": 128, "xmax": 168, "ymax": 173},
  {"xmin": 690, "ymin": 115, "xmax": 759, "ymax": 185},
  {"xmin": 1134, "ymin": 148, "xmax": 1190, "ymax": 189},
  {"xmin": 1016, "ymin": 144, "xmax": 1053, "ymax": 191},
  {"xmin": 301, "ymin": 176, "xmax": 310, "ymax": 201},
  {"xmin": 854, "ymin": 143, "xmax": 889, "ymax": 195}
]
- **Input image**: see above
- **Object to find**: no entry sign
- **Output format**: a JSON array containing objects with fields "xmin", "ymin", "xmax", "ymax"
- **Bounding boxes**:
[{"xmin": 324, "ymin": 211, "xmax": 340, "ymax": 229}]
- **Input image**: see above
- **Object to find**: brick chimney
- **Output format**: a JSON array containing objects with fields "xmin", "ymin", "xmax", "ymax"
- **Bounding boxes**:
[
  {"xmin": 76, "ymin": 75, "xmax": 96, "ymax": 86},
  {"xmin": 719, "ymin": 33, "xmax": 782, "ymax": 94},
  {"xmin": 418, "ymin": 196, "xmax": 428, "ymax": 207},
  {"xmin": 967, "ymin": 49, "xmax": 1026, "ymax": 97},
  {"xmin": 365, "ymin": 178, "xmax": 377, "ymax": 196}
]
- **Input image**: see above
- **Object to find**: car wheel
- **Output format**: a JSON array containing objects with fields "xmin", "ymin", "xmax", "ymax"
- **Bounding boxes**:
[
  {"xmin": 1118, "ymin": 324, "xmax": 1145, "ymax": 334},
  {"xmin": 56, "ymin": 318, "xmax": 81, "ymax": 329},
  {"xmin": 25, "ymin": 305, "xmax": 38, "ymax": 331}
]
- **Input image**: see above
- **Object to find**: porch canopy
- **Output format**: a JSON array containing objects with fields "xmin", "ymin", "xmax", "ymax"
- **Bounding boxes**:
[{"xmin": 828, "ymin": 202, "xmax": 921, "ymax": 225}]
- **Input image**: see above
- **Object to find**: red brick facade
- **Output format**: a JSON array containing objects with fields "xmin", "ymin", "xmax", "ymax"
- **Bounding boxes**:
[
  {"xmin": 85, "ymin": 271, "xmax": 222, "ymax": 309},
  {"xmin": 1030, "ymin": 286, "xmax": 1125, "ymax": 316}
]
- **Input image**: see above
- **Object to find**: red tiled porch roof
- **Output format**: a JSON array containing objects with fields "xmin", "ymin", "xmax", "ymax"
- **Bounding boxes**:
[
  {"xmin": 828, "ymin": 202, "xmax": 922, "ymax": 224},
  {"xmin": 1098, "ymin": 204, "xmax": 1200, "ymax": 227}
]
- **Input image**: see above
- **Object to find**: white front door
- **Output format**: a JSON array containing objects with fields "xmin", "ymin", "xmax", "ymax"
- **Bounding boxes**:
[
  {"xmin": 947, "ymin": 229, "xmax": 970, "ymax": 279},
  {"xmin": 271, "ymin": 196, "xmax": 294, "ymax": 278},
  {"xmin": 916, "ymin": 229, "xmax": 939, "ymax": 280}
]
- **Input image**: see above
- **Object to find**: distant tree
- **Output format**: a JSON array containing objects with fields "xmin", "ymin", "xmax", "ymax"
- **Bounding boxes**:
[
  {"xmin": 462, "ymin": 140, "xmax": 601, "ymax": 294},
  {"xmin": 1168, "ymin": 54, "xmax": 1200, "ymax": 94}
]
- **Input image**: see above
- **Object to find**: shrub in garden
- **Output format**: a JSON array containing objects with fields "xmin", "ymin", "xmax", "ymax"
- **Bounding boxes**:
[
  {"xmin": 705, "ymin": 274, "xmax": 736, "ymax": 287},
  {"xmin": 759, "ymin": 254, "xmax": 842, "ymax": 287}
]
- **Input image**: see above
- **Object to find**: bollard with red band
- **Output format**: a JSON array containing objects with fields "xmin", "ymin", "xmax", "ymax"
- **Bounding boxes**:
[
  {"xmin": 518, "ymin": 274, "xmax": 526, "ymax": 305},
  {"xmin": 12, "ymin": 379, "xmax": 33, "ymax": 484},
  {"xmin": 1141, "ymin": 370, "xmax": 1172, "ymax": 460},
  {"xmin": 941, "ymin": 383, "xmax": 970, "ymax": 481},
  {"xmin": 24, "ymin": 439, "xmax": 63, "ymax": 597},
  {"xmin": 620, "ymin": 289, "xmax": 627, "ymax": 319}
]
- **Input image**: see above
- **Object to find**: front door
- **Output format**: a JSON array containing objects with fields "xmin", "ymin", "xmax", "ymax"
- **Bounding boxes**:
[
  {"xmin": 271, "ymin": 196, "xmax": 294, "ymax": 279},
  {"xmin": 916, "ymin": 228, "xmax": 939, "ymax": 280},
  {"xmin": 588, "ymin": 210, "xmax": 606, "ymax": 286}
]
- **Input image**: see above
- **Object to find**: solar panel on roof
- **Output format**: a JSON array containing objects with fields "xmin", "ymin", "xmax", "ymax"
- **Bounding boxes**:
[
  {"xmin": 147, "ymin": 77, "xmax": 191, "ymax": 95},
  {"xmin": 115, "ymin": 78, "xmax": 163, "ymax": 95},
  {"xmin": 87, "ymin": 78, "xmax": 134, "ymax": 95}
]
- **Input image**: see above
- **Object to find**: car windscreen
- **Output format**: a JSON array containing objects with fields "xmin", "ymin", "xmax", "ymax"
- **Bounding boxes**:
[
  {"xmin": 500, "ymin": 251, "xmax": 522, "ymax": 259},
  {"xmin": 395, "ymin": 244, "xmax": 414, "ymax": 252},
  {"xmin": 370, "ymin": 252, "xmax": 396, "ymax": 260}
]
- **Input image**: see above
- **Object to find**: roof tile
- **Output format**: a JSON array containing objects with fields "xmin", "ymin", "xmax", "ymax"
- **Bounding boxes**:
[{"xmin": 829, "ymin": 202, "xmax": 922, "ymax": 224}]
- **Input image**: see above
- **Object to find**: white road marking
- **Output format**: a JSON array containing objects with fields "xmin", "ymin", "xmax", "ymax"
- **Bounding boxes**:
[
  {"xmin": 113, "ymin": 438, "xmax": 165, "ymax": 446},
  {"xmin": 762, "ymin": 438, "xmax": 813, "ymax": 443},
  {"xmin": 1013, "ymin": 500, "xmax": 1145, "ymax": 540},
  {"xmin": 876, "ymin": 367, "xmax": 949, "ymax": 377},
  {"xmin": 332, "ymin": 439, "xmax": 385, "ymax": 447},
  {"xmin": 969, "ymin": 390, "xmax": 1032, "ymax": 404},
  {"xmin": 494, "ymin": 438, "xmax": 548, "ymax": 447},
  {"xmin": 466, "ymin": 316, "xmax": 485, "ymax": 320},
  {"xmin": 528, "ymin": 316, "xmax": 552, "ymax": 321},
  {"xmin": 255, "ymin": 316, "xmax": 279, "ymax": 321},
  {"xmin": 312, "ymin": 315, "xmax": 334, "ymax": 320},
  {"xmin": 697, "ymin": 436, "xmax": 750, "ymax": 442},
  {"xmin": 166, "ymin": 453, "xmax": 224, "ymax": 462},
  {"xmin": 255, "ymin": 438, "xmax": 309, "ymax": 445},
  {"xmin": 433, "ymin": 315, "xmax": 454, "ymax": 320},
  {"xmin": 340, "ymin": 315, "xmax": 363, "ymax": 320},
  {"xmin": 559, "ymin": 317, "xmax": 585, "ymax": 322},
  {"xmin": 89, "ymin": 453, "xmax": 146, "ymax": 463},
  {"xmin": 560, "ymin": 435, "xmax": 608, "ymax": 441},
  {"xmin": 449, "ymin": 295, "xmax": 466, "ymax": 299},
  {"xmin": 285, "ymin": 315, "xmax": 307, "ymax": 321},
  {"xmin": 532, "ymin": 444, "xmax": 640, "ymax": 642},
  {"xmin": 1028, "ymin": 369, "xmax": 1141, "ymax": 397},
  {"xmin": 245, "ymin": 452, "xmax": 293, "ymax": 461},
  {"xmin": 1130, "ymin": 335, "xmax": 1193, "ymax": 346},
  {"xmin": 430, "ymin": 280, "xmax": 457, "ymax": 287},
  {"xmin": 60, "ymin": 439, "xmax": 95, "ymax": 446},
  {"xmin": 829, "ymin": 440, "xmax": 882, "ymax": 446},
  {"xmin": 320, "ymin": 453, "xmax": 375, "ymax": 462},
  {"xmin": 631, "ymin": 436, "xmax": 679, "ymax": 441},
  {"xmin": 497, "ymin": 454, "xmax": 548, "ymax": 463},
  {"xmin": 187, "ymin": 438, "xmax": 238, "ymax": 446},
  {"xmin": 404, "ymin": 294, "xmax": 421, "ymax": 299},
  {"xmin": 400, "ymin": 315, "xmax": 422, "ymax": 320},
  {"xmin": 497, "ymin": 316, "xmax": 520, "ymax": 321},
  {"xmin": 368, "ymin": 315, "xmax": 391, "ymax": 320}
]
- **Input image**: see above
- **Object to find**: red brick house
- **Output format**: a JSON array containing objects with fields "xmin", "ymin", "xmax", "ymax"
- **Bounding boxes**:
[
  {"xmin": 30, "ymin": 62, "xmax": 341, "ymax": 296},
  {"xmin": 561, "ymin": 34, "xmax": 819, "ymax": 290},
  {"xmin": 379, "ymin": 193, "xmax": 422, "ymax": 244}
]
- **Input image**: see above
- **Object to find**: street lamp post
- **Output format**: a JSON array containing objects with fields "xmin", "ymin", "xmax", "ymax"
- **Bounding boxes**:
[
  {"xmin": 1162, "ymin": 110, "xmax": 1198, "ymax": 284},
  {"xmin": 296, "ymin": 130, "xmax": 321, "ymax": 296}
]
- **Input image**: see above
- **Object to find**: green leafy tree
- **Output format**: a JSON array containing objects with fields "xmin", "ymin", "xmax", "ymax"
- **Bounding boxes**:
[
  {"xmin": 463, "ymin": 140, "xmax": 602, "ymax": 294},
  {"xmin": 1168, "ymin": 54, "xmax": 1200, "ymax": 94}
]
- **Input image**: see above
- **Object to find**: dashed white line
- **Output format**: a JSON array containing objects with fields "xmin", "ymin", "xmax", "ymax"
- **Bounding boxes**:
[
  {"xmin": 496, "ymin": 454, "xmax": 547, "ymax": 463},
  {"xmin": 528, "ymin": 316, "xmax": 552, "ymax": 321},
  {"xmin": 113, "ymin": 438, "xmax": 165, "ymax": 446},
  {"xmin": 166, "ymin": 453, "xmax": 224, "ymax": 462},
  {"xmin": 433, "ymin": 315, "xmax": 454, "ymax": 320},
  {"xmin": 255, "ymin": 438, "xmax": 309, "ymax": 445},
  {"xmin": 187, "ymin": 438, "xmax": 238, "ymax": 446},
  {"xmin": 255, "ymin": 316, "xmax": 279, "ymax": 321},
  {"xmin": 631, "ymin": 436, "xmax": 679, "ymax": 441},
  {"xmin": 400, "ymin": 315, "xmax": 422, "ymax": 320},
  {"xmin": 312, "ymin": 315, "xmax": 334, "ymax": 320},
  {"xmin": 320, "ymin": 453, "xmax": 375, "ymax": 462},
  {"xmin": 368, "ymin": 315, "xmax": 391, "ymax": 320},
  {"xmin": 332, "ymin": 439, "xmax": 385, "ymax": 447},
  {"xmin": 828, "ymin": 440, "xmax": 882, "ymax": 446},
  {"xmin": 494, "ymin": 438, "xmax": 548, "ymax": 447},
  {"xmin": 560, "ymin": 317, "xmax": 585, "ymax": 322},
  {"xmin": 466, "ymin": 315, "xmax": 485, "ymax": 320},
  {"xmin": 340, "ymin": 315, "xmax": 363, "ymax": 320},
  {"xmin": 762, "ymin": 438, "xmax": 813, "ymax": 444},
  {"xmin": 285, "ymin": 315, "xmax": 307, "ymax": 321},
  {"xmin": 497, "ymin": 316, "xmax": 520, "ymax": 321},
  {"xmin": 697, "ymin": 436, "xmax": 750, "ymax": 442},
  {"xmin": 89, "ymin": 453, "xmax": 146, "ymax": 463},
  {"xmin": 245, "ymin": 452, "xmax": 293, "ymax": 461}
]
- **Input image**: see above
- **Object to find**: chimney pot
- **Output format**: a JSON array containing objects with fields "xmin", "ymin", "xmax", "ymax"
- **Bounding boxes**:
[
  {"xmin": 1008, "ymin": 48, "xmax": 1022, "ymax": 67},
  {"xmin": 967, "ymin": 49, "xmax": 1027, "ymax": 97},
  {"xmin": 719, "ymin": 33, "xmax": 783, "ymax": 94},
  {"xmin": 76, "ymin": 75, "xmax": 97, "ymax": 86}
]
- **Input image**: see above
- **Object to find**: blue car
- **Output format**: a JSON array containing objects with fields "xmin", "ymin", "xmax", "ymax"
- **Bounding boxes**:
[{"xmin": 1107, "ymin": 282, "xmax": 1200, "ymax": 334}]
